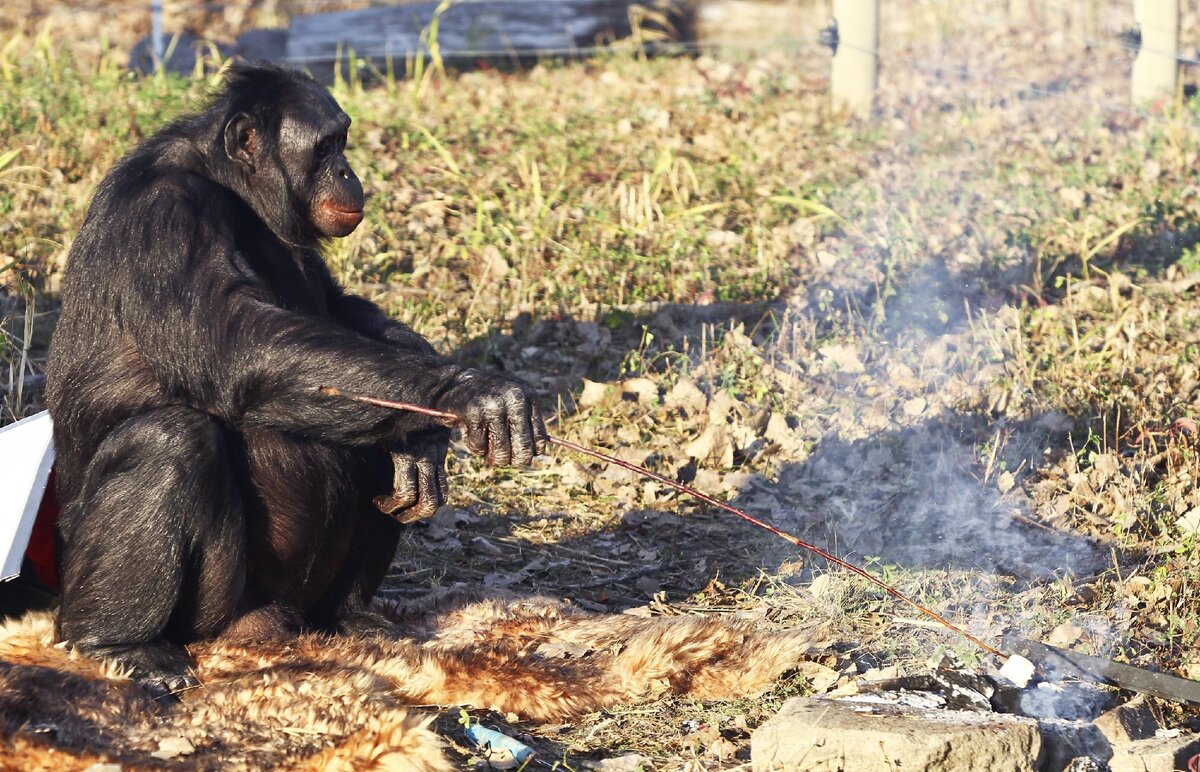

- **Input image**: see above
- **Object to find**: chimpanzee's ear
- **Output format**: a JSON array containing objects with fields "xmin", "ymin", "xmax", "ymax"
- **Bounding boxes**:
[{"xmin": 223, "ymin": 112, "xmax": 257, "ymax": 173}]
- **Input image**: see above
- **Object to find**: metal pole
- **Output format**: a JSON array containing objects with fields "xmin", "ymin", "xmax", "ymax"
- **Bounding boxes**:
[
  {"xmin": 151, "ymin": 0, "xmax": 165, "ymax": 72},
  {"xmin": 1131, "ymin": 0, "xmax": 1179, "ymax": 107},
  {"xmin": 830, "ymin": 0, "xmax": 880, "ymax": 120}
]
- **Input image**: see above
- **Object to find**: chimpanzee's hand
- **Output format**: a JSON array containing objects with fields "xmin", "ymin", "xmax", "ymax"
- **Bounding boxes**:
[
  {"xmin": 434, "ymin": 368, "xmax": 548, "ymax": 466},
  {"xmin": 374, "ymin": 430, "xmax": 449, "ymax": 523}
]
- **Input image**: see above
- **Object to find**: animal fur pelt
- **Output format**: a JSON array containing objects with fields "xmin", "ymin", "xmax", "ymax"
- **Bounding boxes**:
[{"xmin": 0, "ymin": 589, "xmax": 828, "ymax": 770}]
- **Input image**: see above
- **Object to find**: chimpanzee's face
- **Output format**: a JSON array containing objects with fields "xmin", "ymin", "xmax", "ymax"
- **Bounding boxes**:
[
  {"xmin": 280, "ymin": 91, "xmax": 365, "ymax": 238},
  {"xmin": 223, "ymin": 81, "xmax": 365, "ymax": 241}
]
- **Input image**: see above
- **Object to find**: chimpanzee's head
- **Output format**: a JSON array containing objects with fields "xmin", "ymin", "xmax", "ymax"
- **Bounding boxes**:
[{"xmin": 212, "ymin": 63, "xmax": 365, "ymax": 243}]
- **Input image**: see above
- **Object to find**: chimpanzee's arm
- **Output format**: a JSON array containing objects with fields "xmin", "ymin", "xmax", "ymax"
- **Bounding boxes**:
[
  {"xmin": 115, "ymin": 194, "xmax": 542, "ymax": 455},
  {"xmin": 329, "ymin": 290, "xmax": 438, "ymax": 356}
]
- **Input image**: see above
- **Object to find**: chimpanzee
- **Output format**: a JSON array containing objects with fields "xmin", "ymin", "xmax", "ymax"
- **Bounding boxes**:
[{"xmin": 44, "ymin": 62, "xmax": 547, "ymax": 695}]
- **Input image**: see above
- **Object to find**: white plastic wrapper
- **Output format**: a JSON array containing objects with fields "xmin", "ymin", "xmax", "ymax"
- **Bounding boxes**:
[{"xmin": 999, "ymin": 653, "xmax": 1036, "ymax": 688}]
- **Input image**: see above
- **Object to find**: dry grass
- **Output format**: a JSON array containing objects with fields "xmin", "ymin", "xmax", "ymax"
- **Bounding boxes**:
[{"xmin": 7, "ymin": 0, "xmax": 1200, "ymax": 766}]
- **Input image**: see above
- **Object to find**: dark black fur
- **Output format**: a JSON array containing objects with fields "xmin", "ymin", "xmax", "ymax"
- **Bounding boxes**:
[{"xmin": 45, "ymin": 63, "xmax": 546, "ymax": 694}]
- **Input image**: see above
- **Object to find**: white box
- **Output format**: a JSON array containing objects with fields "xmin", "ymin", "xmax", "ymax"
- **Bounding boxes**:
[{"xmin": 0, "ymin": 411, "xmax": 55, "ymax": 581}]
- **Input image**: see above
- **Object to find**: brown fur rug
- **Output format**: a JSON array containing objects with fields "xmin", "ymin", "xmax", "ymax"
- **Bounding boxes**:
[{"xmin": 0, "ymin": 590, "xmax": 827, "ymax": 770}]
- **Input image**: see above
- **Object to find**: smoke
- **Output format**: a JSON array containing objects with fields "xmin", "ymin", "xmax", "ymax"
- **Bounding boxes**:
[{"xmin": 769, "ymin": 419, "xmax": 1103, "ymax": 579}]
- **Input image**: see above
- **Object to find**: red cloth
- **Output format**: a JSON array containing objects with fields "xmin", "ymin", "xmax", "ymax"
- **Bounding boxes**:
[{"xmin": 26, "ymin": 466, "xmax": 59, "ymax": 592}]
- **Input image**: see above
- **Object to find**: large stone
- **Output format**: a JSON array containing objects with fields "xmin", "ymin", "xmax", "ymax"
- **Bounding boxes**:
[
  {"xmin": 751, "ymin": 697, "xmax": 1041, "ymax": 772},
  {"xmin": 1037, "ymin": 719, "xmax": 1111, "ymax": 772},
  {"xmin": 1106, "ymin": 734, "xmax": 1200, "ymax": 772},
  {"xmin": 1093, "ymin": 696, "xmax": 1161, "ymax": 747}
]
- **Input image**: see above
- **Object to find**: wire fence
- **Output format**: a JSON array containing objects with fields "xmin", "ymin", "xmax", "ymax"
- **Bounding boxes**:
[{"xmin": 9, "ymin": 0, "xmax": 1200, "ymax": 126}]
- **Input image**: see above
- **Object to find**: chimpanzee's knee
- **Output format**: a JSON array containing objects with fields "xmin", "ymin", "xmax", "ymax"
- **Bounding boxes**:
[{"xmin": 57, "ymin": 406, "xmax": 245, "ymax": 688}]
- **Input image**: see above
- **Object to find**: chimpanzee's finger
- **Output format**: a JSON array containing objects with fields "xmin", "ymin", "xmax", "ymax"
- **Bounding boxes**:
[
  {"xmin": 374, "ymin": 460, "xmax": 418, "ymax": 517},
  {"xmin": 420, "ymin": 450, "xmax": 447, "ymax": 510},
  {"xmin": 435, "ymin": 463, "xmax": 449, "ymax": 505},
  {"xmin": 530, "ymin": 402, "xmax": 549, "ymax": 455},
  {"xmin": 464, "ymin": 412, "xmax": 489, "ymax": 457},
  {"xmin": 508, "ymin": 396, "xmax": 536, "ymax": 466},
  {"xmin": 394, "ymin": 459, "xmax": 419, "ymax": 505},
  {"xmin": 409, "ymin": 454, "xmax": 442, "ymax": 520},
  {"xmin": 487, "ymin": 411, "xmax": 513, "ymax": 466}
]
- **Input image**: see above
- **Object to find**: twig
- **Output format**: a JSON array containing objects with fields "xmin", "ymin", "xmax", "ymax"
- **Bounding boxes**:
[{"xmin": 318, "ymin": 386, "xmax": 1008, "ymax": 660}]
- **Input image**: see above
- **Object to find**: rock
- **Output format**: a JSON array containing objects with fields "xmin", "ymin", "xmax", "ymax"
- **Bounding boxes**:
[
  {"xmin": 751, "ymin": 697, "xmax": 1041, "ymax": 772},
  {"xmin": 1093, "ymin": 696, "xmax": 1161, "ymax": 747},
  {"xmin": 1036, "ymin": 719, "xmax": 1111, "ymax": 772},
  {"xmin": 1106, "ymin": 733, "xmax": 1200, "ymax": 772}
]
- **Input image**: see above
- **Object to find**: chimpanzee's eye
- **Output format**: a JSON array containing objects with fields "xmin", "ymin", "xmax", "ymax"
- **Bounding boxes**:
[{"xmin": 315, "ymin": 132, "xmax": 347, "ymax": 163}]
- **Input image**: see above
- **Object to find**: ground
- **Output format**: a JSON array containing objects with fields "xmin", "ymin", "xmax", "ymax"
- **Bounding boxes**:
[{"xmin": 5, "ymin": 0, "xmax": 1200, "ymax": 768}]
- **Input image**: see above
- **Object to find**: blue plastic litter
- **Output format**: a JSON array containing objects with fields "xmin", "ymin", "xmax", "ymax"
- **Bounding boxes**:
[{"xmin": 464, "ymin": 722, "xmax": 536, "ymax": 766}]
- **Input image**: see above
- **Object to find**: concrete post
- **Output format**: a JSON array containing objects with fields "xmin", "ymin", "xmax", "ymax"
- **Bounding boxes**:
[
  {"xmin": 831, "ymin": 0, "xmax": 880, "ymax": 120},
  {"xmin": 1131, "ymin": 0, "xmax": 1179, "ymax": 107}
]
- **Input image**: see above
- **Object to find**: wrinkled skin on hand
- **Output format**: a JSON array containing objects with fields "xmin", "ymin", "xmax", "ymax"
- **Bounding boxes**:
[
  {"xmin": 433, "ymin": 369, "xmax": 548, "ymax": 467},
  {"xmin": 375, "ymin": 430, "xmax": 450, "ymax": 523}
]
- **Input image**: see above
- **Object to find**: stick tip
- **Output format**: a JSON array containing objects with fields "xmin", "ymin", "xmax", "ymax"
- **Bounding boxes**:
[{"xmin": 318, "ymin": 386, "xmax": 340, "ymax": 397}]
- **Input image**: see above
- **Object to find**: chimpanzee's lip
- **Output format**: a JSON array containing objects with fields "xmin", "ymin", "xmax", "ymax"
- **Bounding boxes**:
[{"xmin": 328, "ymin": 208, "xmax": 364, "ymax": 227}]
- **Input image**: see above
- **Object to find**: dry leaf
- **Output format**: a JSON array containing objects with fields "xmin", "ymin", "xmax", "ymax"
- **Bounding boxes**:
[
  {"xmin": 705, "ymin": 229, "xmax": 743, "ymax": 248},
  {"xmin": 589, "ymin": 754, "xmax": 654, "ymax": 771},
  {"xmin": 1046, "ymin": 622, "xmax": 1085, "ymax": 647},
  {"xmin": 686, "ymin": 425, "xmax": 733, "ymax": 468},
  {"xmin": 794, "ymin": 661, "xmax": 840, "ymax": 693},
  {"xmin": 1176, "ymin": 508, "xmax": 1200, "ymax": 536},
  {"xmin": 707, "ymin": 390, "xmax": 738, "ymax": 424},
  {"xmin": 151, "ymin": 737, "xmax": 195, "ymax": 760},
  {"xmin": 809, "ymin": 574, "xmax": 842, "ymax": 601},
  {"xmin": 1058, "ymin": 186, "xmax": 1085, "ymax": 209},
  {"xmin": 706, "ymin": 737, "xmax": 739, "ymax": 761},
  {"xmin": 764, "ymin": 413, "xmax": 803, "ymax": 453},
  {"xmin": 578, "ymin": 379, "xmax": 612, "ymax": 408},
  {"xmin": 819, "ymin": 343, "xmax": 865, "ymax": 374},
  {"xmin": 692, "ymin": 468, "xmax": 724, "ymax": 493},
  {"xmin": 483, "ymin": 572, "xmax": 517, "ymax": 588},
  {"xmin": 1036, "ymin": 411, "xmax": 1074, "ymax": 432},
  {"xmin": 666, "ymin": 378, "xmax": 707, "ymax": 413},
  {"xmin": 635, "ymin": 576, "xmax": 661, "ymax": 596},
  {"xmin": 536, "ymin": 640, "xmax": 592, "ymax": 659},
  {"xmin": 621, "ymin": 377, "xmax": 658, "ymax": 404},
  {"xmin": 555, "ymin": 460, "xmax": 592, "ymax": 488},
  {"xmin": 479, "ymin": 244, "xmax": 510, "ymax": 278}
]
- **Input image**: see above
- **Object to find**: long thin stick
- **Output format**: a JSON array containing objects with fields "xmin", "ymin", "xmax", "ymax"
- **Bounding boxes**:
[{"xmin": 319, "ymin": 386, "xmax": 1006, "ymax": 659}]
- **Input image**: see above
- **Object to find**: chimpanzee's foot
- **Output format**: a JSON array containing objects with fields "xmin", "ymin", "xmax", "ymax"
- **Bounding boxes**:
[
  {"xmin": 222, "ymin": 603, "xmax": 303, "ymax": 643},
  {"xmin": 337, "ymin": 609, "xmax": 398, "ymax": 638},
  {"xmin": 86, "ymin": 640, "xmax": 198, "ymax": 702}
]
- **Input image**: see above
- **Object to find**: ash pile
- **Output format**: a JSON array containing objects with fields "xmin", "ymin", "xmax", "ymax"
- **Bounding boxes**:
[{"xmin": 752, "ymin": 646, "xmax": 1200, "ymax": 772}]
